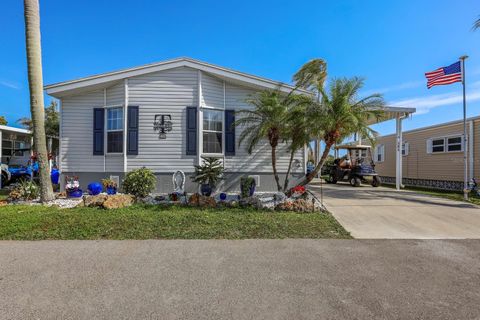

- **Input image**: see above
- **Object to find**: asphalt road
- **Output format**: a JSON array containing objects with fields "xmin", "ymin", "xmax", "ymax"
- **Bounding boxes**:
[{"xmin": 1, "ymin": 240, "xmax": 479, "ymax": 320}]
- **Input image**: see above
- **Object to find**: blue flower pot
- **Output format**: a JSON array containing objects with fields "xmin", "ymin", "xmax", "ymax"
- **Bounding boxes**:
[
  {"xmin": 201, "ymin": 184, "xmax": 212, "ymax": 196},
  {"xmin": 106, "ymin": 186, "xmax": 117, "ymax": 195},
  {"xmin": 219, "ymin": 192, "xmax": 227, "ymax": 201},
  {"xmin": 67, "ymin": 189, "xmax": 83, "ymax": 198},
  {"xmin": 87, "ymin": 182, "xmax": 102, "ymax": 195}
]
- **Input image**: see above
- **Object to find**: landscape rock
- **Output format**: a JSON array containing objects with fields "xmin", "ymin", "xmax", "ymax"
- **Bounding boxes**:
[
  {"xmin": 102, "ymin": 194, "xmax": 134, "ymax": 209},
  {"xmin": 275, "ymin": 198, "xmax": 318, "ymax": 212},
  {"xmin": 83, "ymin": 194, "xmax": 108, "ymax": 207},
  {"xmin": 188, "ymin": 194, "xmax": 216, "ymax": 208}
]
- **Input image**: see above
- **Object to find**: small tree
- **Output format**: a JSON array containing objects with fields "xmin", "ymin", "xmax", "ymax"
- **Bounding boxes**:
[
  {"xmin": 234, "ymin": 90, "xmax": 289, "ymax": 191},
  {"xmin": 0, "ymin": 116, "xmax": 7, "ymax": 125},
  {"xmin": 191, "ymin": 157, "xmax": 224, "ymax": 188}
]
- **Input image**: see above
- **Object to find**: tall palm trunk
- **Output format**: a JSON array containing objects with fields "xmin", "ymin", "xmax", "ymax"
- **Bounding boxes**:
[
  {"xmin": 24, "ymin": 0, "xmax": 54, "ymax": 202},
  {"xmin": 283, "ymin": 149, "xmax": 296, "ymax": 191},
  {"xmin": 271, "ymin": 145, "xmax": 282, "ymax": 191},
  {"xmin": 298, "ymin": 142, "xmax": 334, "ymax": 186}
]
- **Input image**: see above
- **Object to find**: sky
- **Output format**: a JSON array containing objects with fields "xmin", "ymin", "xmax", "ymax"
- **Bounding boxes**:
[{"xmin": 1, "ymin": 0, "xmax": 479, "ymax": 136}]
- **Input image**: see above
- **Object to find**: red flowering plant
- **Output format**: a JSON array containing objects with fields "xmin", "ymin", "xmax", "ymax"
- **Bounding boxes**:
[{"xmin": 290, "ymin": 185, "xmax": 306, "ymax": 198}]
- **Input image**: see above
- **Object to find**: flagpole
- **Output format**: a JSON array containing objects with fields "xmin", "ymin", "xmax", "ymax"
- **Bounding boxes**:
[{"xmin": 460, "ymin": 55, "xmax": 468, "ymax": 200}]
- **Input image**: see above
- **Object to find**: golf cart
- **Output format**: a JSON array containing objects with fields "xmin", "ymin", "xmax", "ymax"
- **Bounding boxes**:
[{"xmin": 325, "ymin": 144, "xmax": 381, "ymax": 187}]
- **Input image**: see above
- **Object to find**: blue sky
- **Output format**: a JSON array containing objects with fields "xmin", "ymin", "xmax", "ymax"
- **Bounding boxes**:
[{"xmin": 1, "ymin": 0, "xmax": 479, "ymax": 135}]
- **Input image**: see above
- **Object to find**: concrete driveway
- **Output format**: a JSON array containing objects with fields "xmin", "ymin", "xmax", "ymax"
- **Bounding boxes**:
[
  {"xmin": 1, "ymin": 240, "xmax": 479, "ymax": 320},
  {"xmin": 309, "ymin": 181, "xmax": 480, "ymax": 239}
]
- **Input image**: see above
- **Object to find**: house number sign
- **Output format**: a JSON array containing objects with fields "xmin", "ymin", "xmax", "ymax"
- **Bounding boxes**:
[{"xmin": 153, "ymin": 114, "xmax": 173, "ymax": 139}]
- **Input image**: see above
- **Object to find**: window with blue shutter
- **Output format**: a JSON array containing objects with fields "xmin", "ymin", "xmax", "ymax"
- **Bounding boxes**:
[
  {"xmin": 93, "ymin": 108, "xmax": 104, "ymax": 155},
  {"xmin": 186, "ymin": 107, "xmax": 197, "ymax": 155},
  {"xmin": 127, "ymin": 106, "xmax": 139, "ymax": 155},
  {"xmin": 225, "ymin": 110, "xmax": 235, "ymax": 156}
]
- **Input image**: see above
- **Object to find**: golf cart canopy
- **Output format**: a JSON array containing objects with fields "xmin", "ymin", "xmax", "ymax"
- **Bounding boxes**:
[{"xmin": 335, "ymin": 144, "xmax": 372, "ymax": 150}]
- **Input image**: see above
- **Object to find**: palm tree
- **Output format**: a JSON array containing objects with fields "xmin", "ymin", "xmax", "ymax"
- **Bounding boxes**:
[
  {"xmin": 292, "ymin": 58, "xmax": 327, "ymax": 165},
  {"xmin": 473, "ymin": 16, "xmax": 480, "ymax": 30},
  {"xmin": 234, "ymin": 90, "xmax": 289, "ymax": 191},
  {"xmin": 282, "ymin": 95, "xmax": 313, "ymax": 191},
  {"xmin": 24, "ymin": 0, "xmax": 54, "ymax": 202},
  {"xmin": 298, "ymin": 77, "xmax": 385, "ymax": 186}
]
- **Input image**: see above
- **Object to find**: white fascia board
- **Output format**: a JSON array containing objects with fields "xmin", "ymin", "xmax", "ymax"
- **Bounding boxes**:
[
  {"xmin": 45, "ymin": 57, "xmax": 310, "ymax": 97},
  {"xmin": 0, "ymin": 125, "xmax": 31, "ymax": 135}
]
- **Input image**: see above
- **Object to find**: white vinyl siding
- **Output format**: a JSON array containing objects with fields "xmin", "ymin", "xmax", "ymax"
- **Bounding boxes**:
[
  {"xmin": 224, "ymin": 83, "xmax": 304, "ymax": 173},
  {"xmin": 60, "ymin": 67, "xmax": 305, "ymax": 175},
  {"xmin": 202, "ymin": 73, "xmax": 224, "ymax": 109},
  {"xmin": 127, "ymin": 67, "xmax": 198, "ymax": 172},
  {"xmin": 61, "ymin": 90, "xmax": 105, "ymax": 172}
]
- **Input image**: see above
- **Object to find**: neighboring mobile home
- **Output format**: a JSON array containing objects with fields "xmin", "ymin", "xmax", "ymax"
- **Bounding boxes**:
[
  {"xmin": 374, "ymin": 116, "xmax": 480, "ymax": 191},
  {"xmin": 45, "ymin": 58, "xmax": 308, "ymax": 192}
]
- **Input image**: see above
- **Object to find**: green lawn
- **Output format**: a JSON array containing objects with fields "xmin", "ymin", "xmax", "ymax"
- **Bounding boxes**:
[
  {"xmin": 0, "ymin": 204, "xmax": 351, "ymax": 240},
  {"xmin": 0, "ymin": 189, "xmax": 8, "ymax": 201}
]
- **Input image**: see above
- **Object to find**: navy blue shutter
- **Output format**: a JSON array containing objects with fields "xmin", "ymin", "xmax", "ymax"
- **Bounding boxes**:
[
  {"xmin": 225, "ymin": 110, "xmax": 235, "ymax": 156},
  {"xmin": 93, "ymin": 108, "xmax": 104, "ymax": 155},
  {"xmin": 186, "ymin": 107, "xmax": 197, "ymax": 155},
  {"xmin": 127, "ymin": 106, "xmax": 139, "ymax": 155}
]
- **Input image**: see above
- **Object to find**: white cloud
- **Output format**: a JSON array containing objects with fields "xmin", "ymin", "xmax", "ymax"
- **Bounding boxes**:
[
  {"xmin": 0, "ymin": 80, "xmax": 20, "ymax": 90},
  {"xmin": 390, "ymin": 81, "xmax": 480, "ymax": 115}
]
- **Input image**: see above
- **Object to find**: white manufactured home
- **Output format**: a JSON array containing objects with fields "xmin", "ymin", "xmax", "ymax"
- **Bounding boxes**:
[{"xmin": 45, "ymin": 58, "xmax": 309, "ymax": 192}]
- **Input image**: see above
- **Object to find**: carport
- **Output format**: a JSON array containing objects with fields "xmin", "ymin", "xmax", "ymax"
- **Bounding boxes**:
[{"xmin": 318, "ymin": 106, "xmax": 416, "ymax": 191}]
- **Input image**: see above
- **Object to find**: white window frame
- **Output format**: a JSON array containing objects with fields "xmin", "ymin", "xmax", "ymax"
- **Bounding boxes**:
[
  {"xmin": 105, "ymin": 105, "xmax": 124, "ymax": 154},
  {"xmin": 427, "ymin": 134, "xmax": 463, "ymax": 154},
  {"xmin": 201, "ymin": 108, "xmax": 224, "ymax": 156},
  {"xmin": 375, "ymin": 144, "xmax": 385, "ymax": 163},
  {"xmin": 402, "ymin": 142, "xmax": 409, "ymax": 156}
]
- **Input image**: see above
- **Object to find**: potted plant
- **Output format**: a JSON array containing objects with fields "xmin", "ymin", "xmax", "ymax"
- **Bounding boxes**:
[
  {"xmin": 65, "ymin": 176, "xmax": 82, "ymax": 198},
  {"xmin": 240, "ymin": 176, "xmax": 256, "ymax": 198},
  {"xmin": 191, "ymin": 157, "xmax": 224, "ymax": 196},
  {"xmin": 102, "ymin": 178, "xmax": 117, "ymax": 195}
]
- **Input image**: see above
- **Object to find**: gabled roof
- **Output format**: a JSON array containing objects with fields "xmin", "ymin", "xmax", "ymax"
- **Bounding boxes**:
[{"xmin": 45, "ymin": 57, "xmax": 310, "ymax": 97}]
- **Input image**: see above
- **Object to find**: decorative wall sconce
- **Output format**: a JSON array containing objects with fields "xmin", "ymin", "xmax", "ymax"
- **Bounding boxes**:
[{"xmin": 153, "ymin": 114, "xmax": 172, "ymax": 139}]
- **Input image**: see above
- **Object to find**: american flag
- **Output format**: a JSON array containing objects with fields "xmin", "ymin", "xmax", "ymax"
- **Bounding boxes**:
[{"xmin": 425, "ymin": 61, "xmax": 462, "ymax": 89}]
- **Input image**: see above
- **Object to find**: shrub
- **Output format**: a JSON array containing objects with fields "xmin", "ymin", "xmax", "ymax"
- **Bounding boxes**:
[
  {"xmin": 122, "ymin": 167, "xmax": 156, "ymax": 198},
  {"xmin": 191, "ymin": 157, "xmax": 224, "ymax": 187},
  {"xmin": 240, "ymin": 176, "xmax": 256, "ymax": 198},
  {"xmin": 8, "ymin": 179, "xmax": 39, "ymax": 201}
]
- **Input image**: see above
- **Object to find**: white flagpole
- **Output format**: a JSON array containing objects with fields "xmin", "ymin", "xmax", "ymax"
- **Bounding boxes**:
[{"xmin": 460, "ymin": 55, "xmax": 468, "ymax": 200}]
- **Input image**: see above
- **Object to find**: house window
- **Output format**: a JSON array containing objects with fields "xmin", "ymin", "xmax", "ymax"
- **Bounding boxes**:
[
  {"xmin": 203, "ymin": 109, "xmax": 223, "ymax": 154},
  {"xmin": 2, "ymin": 140, "xmax": 13, "ymax": 156},
  {"xmin": 431, "ymin": 138, "xmax": 445, "ymax": 153},
  {"xmin": 428, "ymin": 135, "xmax": 463, "ymax": 154},
  {"xmin": 447, "ymin": 136, "xmax": 462, "ymax": 152},
  {"xmin": 402, "ymin": 142, "xmax": 409, "ymax": 156},
  {"xmin": 107, "ymin": 107, "xmax": 123, "ymax": 153},
  {"xmin": 375, "ymin": 144, "xmax": 384, "ymax": 162},
  {"xmin": 14, "ymin": 141, "xmax": 28, "ymax": 156}
]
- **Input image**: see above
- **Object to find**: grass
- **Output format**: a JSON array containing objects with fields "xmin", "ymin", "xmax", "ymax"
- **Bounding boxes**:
[
  {"xmin": 384, "ymin": 184, "xmax": 480, "ymax": 206},
  {"xmin": 0, "ymin": 189, "xmax": 8, "ymax": 201},
  {"xmin": 0, "ymin": 204, "xmax": 351, "ymax": 240}
]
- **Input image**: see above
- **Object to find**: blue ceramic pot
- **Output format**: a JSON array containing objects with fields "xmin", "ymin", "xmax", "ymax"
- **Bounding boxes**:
[
  {"xmin": 201, "ymin": 184, "xmax": 212, "ymax": 196},
  {"xmin": 106, "ymin": 186, "xmax": 117, "ymax": 195},
  {"xmin": 219, "ymin": 192, "xmax": 227, "ymax": 201},
  {"xmin": 87, "ymin": 182, "xmax": 102, "ymax": 195},
  {"xmin": 67, "ymin": 189, "xmax": 83, "ymax": 198}
]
